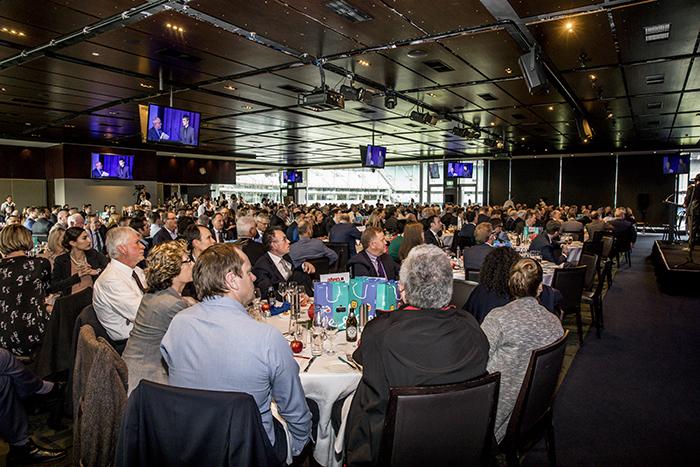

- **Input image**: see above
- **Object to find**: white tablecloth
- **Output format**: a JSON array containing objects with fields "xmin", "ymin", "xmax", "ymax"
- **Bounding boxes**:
[{"xmin": 268, "ymin": 315, "xmax": 361, "ymax": 467}]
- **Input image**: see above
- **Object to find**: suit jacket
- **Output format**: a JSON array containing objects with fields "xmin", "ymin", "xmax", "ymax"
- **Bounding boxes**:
[
  {"xmin": 210, "ymin": 228, "xmax": 234, "ymax": 244},
  {"xmin": 424, "ymin": 229, "xmax": 443, "ymax": 248},
  {"xmin": 91, "ymin": 168, "xmax": 108, "ymax": 178},
  {"xmin": 234, "ymin": 238, "xmax": 266, "ymax": 267},
  {"xmin": 463, "ymin": 243, "xmax": 493, "ymax": 271},
  {"xmin": 347, "ymin": 250, "xmax": 399, "ymax": 281},
  {"xmin": 288, "ymin": 237, "xmax": 338, "ymax": 268},
  {"xmin": 528, "ymin": 232, "xmax": 566, "ymax": 265},
  {"xmin": 345, "ymin": 307, "xmax": 489, "ymax": 466},
  {"xmin": 179, "ymin": 125, "xmax": 195, "ymax": 145},
  {"xmin": 560, "ymin": 219, "xmax": 584, "ymax": 233},
  {"xmin": 252, "ymin": 253, "xmax": 313, "ymax": 299},
  {"xmin": 328, "ymin": 223, "xmax": 362, "ymax": 257},
  {"xmin": 152, "ymin": 228, "xmax": 177, "ymax": 245},
  {"xmin": 52, "ymin": 250, "xmax": 109, "ymax": 297},
  {"xmin": 31, "ymin": 218, "xmax": 53, "ymax": 236},
  {"xmin": 147, "ymin": 127, "xmax": 168, "ymax": 142},
  {"xmin": 585, "ymin": 220, "xmax": 609, "ymax": 239},
  {"xmin": 457, "ymin": 223, "xmax": 476, "ymax": 246},
  {"xmin": 477, "ymin": 214, "xmax": 490, "ymax": 224}
]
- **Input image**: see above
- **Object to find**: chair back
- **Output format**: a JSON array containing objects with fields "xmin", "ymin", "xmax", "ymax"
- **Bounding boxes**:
[
  {"xmin": 306, "ymin": 256, "xmax": 330, "ymax": 280},
  {"xmin": 326, "ymin": 242, "xmax": 349, "ymax": 273},
  {"xmin": 379, "ymin": 373, "xmax": 500, "ymax": 467},
  {"xmin": 592, "ymin": 230, "xmax": 611, "ymax": 243},
  {"xmin": 451, "ymin": 279, "xmax": 478, "ymax": 309},
  {"xmin": 561, "ymin": 230, "xmax": 583, "ymax": 242},
  {"xmin": 503, "ymin": 331, "xmax": 568, "ymax": 447},
  {"xmin": 600, "ymin": 236, "xmax": 615, "ymax": 259},
  {"xmin": 73, "ymin": 304, "xmax": 120, "ymax": 354},
  {"xmin": 552, "ymin": 266, "xmax": 586, "ymax": 311},
  {"xmin": 115, "ymin": 381, "xmax": 281, "ymax": 467},
  {"xmin": 612, "ymin": 229, "xmax": 632, "ymax": 254},
  {"xmin": 578, "ymin": 254, "xmax": 598, "ymax": 291},
  {"xmin": 467, "ymin": 270, "xmax": 481, "ymax": 283}
]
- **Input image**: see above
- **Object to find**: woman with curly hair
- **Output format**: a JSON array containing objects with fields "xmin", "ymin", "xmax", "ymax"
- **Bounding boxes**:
[{"xmin": 121, "ymin": 240, "xmax": 195, "ymax": 394}]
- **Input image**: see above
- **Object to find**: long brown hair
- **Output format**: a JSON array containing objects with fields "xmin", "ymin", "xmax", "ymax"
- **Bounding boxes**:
[{"xmin": 398, "ymin": 222, "xmax": 424, "ymax": 261}]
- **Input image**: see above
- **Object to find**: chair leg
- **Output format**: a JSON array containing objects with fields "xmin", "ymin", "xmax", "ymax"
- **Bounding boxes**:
[
  {"xmin": 545, "ymin": 423, "xmax": 557, "ymax": 467},
  {"xmin": 575, "ymin": 307, "xmax": 583, "ymax": 346}
]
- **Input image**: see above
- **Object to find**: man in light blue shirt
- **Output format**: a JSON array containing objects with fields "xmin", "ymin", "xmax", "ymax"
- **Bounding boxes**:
[{"xmin": 161, "ymin": 243, "xmax": 311, "ymax": 460}]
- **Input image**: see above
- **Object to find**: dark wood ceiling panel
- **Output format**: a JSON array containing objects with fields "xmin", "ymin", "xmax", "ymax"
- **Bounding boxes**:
[
  {"xmin": 630, "ymin": 94, "xmax": 681, "ymax": 118},
  {"xmin": 383, "ymin": 0, "xmax": 495, "ymax": 34},
  {"xmin": 495, "ymin": 79, "xmax": 565, "ymax": 106},
  {"xmin": 678, "ymin": 91, "xmax": 700, "ymax": 113},
  {"xmin": 624, "ymin": 59, "xmax": 691, "ymax": 96},
  {"xmin": 48, "ymin": 0, "xmax": 143, "ymax": 20},
  {"xmin": 563, "ymin": 68, "xmax": 627, "ymax": 100},
  {"xmin": 441, "ymin": 30, "xmax": 523, "ymax": 80},
  {"xmin": 673, "ymin": 112, "xmax": 700, "ymax": 127},
  {"xmin": 510, "ymin": 0, "xmax": 599, "ymax": 18},
  {"xmin": 529, "ymin": 12, "xmax": 617, "ymax": 70},
  {"xmin": 613, "ymin": 1, "xmax": 700, "ymax": 63},
  {"xmin": 451, "ymin": 83, "xmax": 519, "ymax": 109},
  {"xmin": 685, "ymin": 61, "xmax": 700, "ymax": 91}
]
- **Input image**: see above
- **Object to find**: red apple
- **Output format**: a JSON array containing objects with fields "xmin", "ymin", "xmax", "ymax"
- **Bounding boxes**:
[
  {"xmin": 261, "ymin": 302, "xmax": 271, "ymax": 312},
  {"xmin": 307, "ymin": 303, "xmax": 315, "ymax": 320},
  {"xmin": 290, "ymin": 339, "xmax": 303, "ymax": 354}
]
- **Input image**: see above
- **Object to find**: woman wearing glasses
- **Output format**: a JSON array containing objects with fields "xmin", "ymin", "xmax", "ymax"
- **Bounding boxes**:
[{"xmin": 122, "ymin": 240, "xmax": 196, "ymax": 395}]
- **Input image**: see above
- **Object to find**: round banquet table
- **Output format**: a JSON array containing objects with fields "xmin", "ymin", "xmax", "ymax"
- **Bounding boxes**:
[{"xmin": 268, "ymin": 314, "xmax": 361, "ymax": 467}]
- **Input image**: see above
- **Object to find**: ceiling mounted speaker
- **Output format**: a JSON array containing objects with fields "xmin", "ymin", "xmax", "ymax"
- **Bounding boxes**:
[{"xmin": 518, "ymin": 48, "xmax": 548, "ymax": 95}]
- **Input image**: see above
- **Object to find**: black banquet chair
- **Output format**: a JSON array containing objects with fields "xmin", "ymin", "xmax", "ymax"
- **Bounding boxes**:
[
  {"xmin": 306, "ymin": 256, "xmax": 330, "ymax": 280},
  {"xmin": 552, "ymin": 266, "xmax": 587, "ymax": 345},
  {"xmin": 326, "ymin": 242, "xmax": 349, "ymax": 273},
  {"xmin": 378, "ymin": 373, "xmax": 501, "ymax": 467},
  {"xmin": 499, "ymin": 331, "xmax": 569, "ymax": 467},
  {"xmin": 451, "ymin": 279, "xmax": 479, "ymax": 309}
]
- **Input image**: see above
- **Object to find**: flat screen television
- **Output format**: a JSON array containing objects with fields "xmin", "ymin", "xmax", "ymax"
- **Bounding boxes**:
[
  {"xmin": 145, "ymin": 104, "xmax": 201, "ymax": 146},
  {"xmin": 662, "ymin": 154, "xmax": 690, "ymax": 175},
  {"xmin": 360, "ymin": 145, "xmax": 387, "ymax": 169},
  {"xmin": 428, "ymin": 163, "xmax": 441, "ymax": 179},
  {"xmin": 90, "ymin": 153, "xmax": 134, "ymax": 180},
  {"xmin": 283, "ymin": 170, "xmax": 303, "ymax": 183},
  {"xmin": 446, "ymin": 162, "xmax": 473, "ymax": 178}
]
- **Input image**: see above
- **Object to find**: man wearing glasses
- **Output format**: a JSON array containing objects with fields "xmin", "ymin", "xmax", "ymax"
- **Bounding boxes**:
[
  {"xmin": 253, "ymin": 227, "xmax": 315, "ymax": 299},
  {"xmin": 152, "ymin": 211, "xmax": 178, "ymax": 245}
]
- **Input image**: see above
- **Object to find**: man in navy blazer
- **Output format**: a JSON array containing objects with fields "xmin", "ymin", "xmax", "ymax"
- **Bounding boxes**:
[
  {"xmin": 463, "ymin": 222, "xmax": 494, "ymax": 271},
  {"xmin": 289, "ymin": 221, "xmax": 338, "ymax": 268},
  {"xmin": 328, "ymin": 213, "xmax": 362, "ymax": 257},
  {"xmin": 423, "ymin": 215, "xmax": 444, "ymax": 248},
  {"xmin": 253, "ymin": 227, "xmax": 315, "ymax": 299},
  {"xmin": 347, "ymin": 227, "xmax": 399, "ymax": 280},
  {"xmin": 528, "ymin": 221, "xmax": 568, "ymax": 265}
]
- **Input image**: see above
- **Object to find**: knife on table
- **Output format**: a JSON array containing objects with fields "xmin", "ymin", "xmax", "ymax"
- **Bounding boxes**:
[{"xmin": 303, "ymin": 356, "xmax": 318, "ymax": 372}]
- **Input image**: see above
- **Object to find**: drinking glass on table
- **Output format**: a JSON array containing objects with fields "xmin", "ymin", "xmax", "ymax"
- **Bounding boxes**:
[{"xmin": 321, "ymin": 316, "xmax": 337, "ymax": 355}]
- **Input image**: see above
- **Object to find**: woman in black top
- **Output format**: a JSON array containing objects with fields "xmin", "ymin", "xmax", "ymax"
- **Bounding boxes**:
[
  {"xmin": 51, "ymin": 227, "xmax": 108, "ymax": 297},
  {"xmin": 0, "ymin": 225, "xmax": 52, "ymax": 357}
]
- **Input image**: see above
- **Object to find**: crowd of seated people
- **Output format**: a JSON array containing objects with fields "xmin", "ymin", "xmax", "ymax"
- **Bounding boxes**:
[{"xmin": 0, "ymin": 191, "xmax": 640, "ymax": 465}]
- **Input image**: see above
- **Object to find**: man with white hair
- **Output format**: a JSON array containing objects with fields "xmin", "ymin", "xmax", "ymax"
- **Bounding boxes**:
[
  {"xmin": 344, "ymin": 244, "xmax": 489, "ymax": 466},
  {"xmin": 234, "ymin": 216, "xmax": 265, "ymax": 265},
  {"xmin": 92, "ymin": 227, "xmax": 146, "ymax": 349},
  {"xmin": 67, "ymin": 213, "xmax": 85, "ymax": 228}
]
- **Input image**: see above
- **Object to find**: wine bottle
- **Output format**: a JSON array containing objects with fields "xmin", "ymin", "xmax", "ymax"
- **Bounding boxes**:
[{"xmin": 346, "ymin": 306, "xmax": 358, "ymax": 342}]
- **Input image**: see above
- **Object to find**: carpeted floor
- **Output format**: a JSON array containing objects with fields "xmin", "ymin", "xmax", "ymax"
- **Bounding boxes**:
[{"xmin": 524, "ymin": 235, "xmax": 700, "ymax": 467}]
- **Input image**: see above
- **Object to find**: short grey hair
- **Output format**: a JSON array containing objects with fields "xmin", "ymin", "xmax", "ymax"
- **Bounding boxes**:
[
  {"xmin": 399, "ymin": 244, "xmax": 453, "ymax": 309},
  {"xmin": 67, "ymin": 213, "xmax": 84, "ymax": 227},
  {"xmin": 106, "ymin": 226, "xmax": 139, "ymax": 259},
  {"xmin": 236, "ymin": 216, "xmax": 256, "ymax": 238}
]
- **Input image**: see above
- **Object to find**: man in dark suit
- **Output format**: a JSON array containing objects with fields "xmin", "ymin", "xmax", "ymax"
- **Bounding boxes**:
[
  {"xmin": 608, "ymin": 208, "xmax": 637, "ymax": 244},
  {"xmin": 457, "ymin": 211, "xmax": 477, "ymax": 247},
  {"xmin": 179, "ymin": 115, "xmax": 195, "ymax": 145},
  {"xmin": 423, "ymin": 215, "xmax": 444, "ymax": 248},
  {"xmin": 233, "ymin": 216, "xmax": 266, "ymax": 266},
  {"xmin": 329, "ymin": 213, "xmax": 362, "ymax": 257},
  {"xmin": 347, "ymin": 227, "xmax": 399, "ymax": 280},
  {"xmin": 116, "ymin": 158, "xmax": 130, "ymax": 179},
  {"xmin": 270, "ymin": 208, "xmax": 287, "ymax": 229},
  {"xmin": 253, "ymin": 228, "xmax": 315, "ymax": 299},
  {"xmin": 463, "ymin": 222, "xmax": 494, "ymax": 271},
  {"xmin": 211, "ymin": 212, "xmax": 234, "ymax": 243},
  {"xmin": 86, "ymin": 214, "xmax": 106, "ymax": 255},
  {"xmin": 476, "ymin": 208, "xmax": 490, "ymax": 225},
  {"xmin": 91, "ymin": 161, "xmax": 109, "ymax": 178},
  {"xmin": 152, "ymin": 211, "xmax": 178, "ymax": 245},
  {"xmin": 441, "ymin": 207, "xmax": 458, "ymax": 229},
  {"xmin": 147, "ymin": 116, "xmax": 169, "ymax": 141},
  {"xmin": 585, "ymin": 211, "xmax": 609, "ymax": 239},
  {"xmin": 529, "ymin": 221, "xmax": 568, "ymax": 264}
]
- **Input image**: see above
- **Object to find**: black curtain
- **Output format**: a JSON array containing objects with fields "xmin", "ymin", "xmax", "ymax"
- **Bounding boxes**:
[
  {"xmin": 617, "ymin": 154, "xmax": 675, "ymax": 225},
  {"xmin": 510, "ymin": 158, "xmax": 560, "ymax": 207},
  {"xmin": 488, "ymin": 160, "xmax": 509, "ymax": 205},
  {"xmin": 561, "ymin": 156, "xmax": 616, "ymax": 207}
]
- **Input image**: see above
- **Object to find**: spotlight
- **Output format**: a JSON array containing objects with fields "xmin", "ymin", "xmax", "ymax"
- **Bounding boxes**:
[
  {"xmin": 518, "ymin": 48, "xmax": 548, "ymax": 95},
  {"xmin": 340, "ymin": 84, "xmax": 365, "ymax": 101},
  {"xmin": 576, "ymin": 117, "xmax": 594, "ymax": 141},
  {"xmin": 410, "ymin": 111, "xmax": 438, "ymax": 125},
  {"xmin": 451, "ymin": 127, "xmax": 482, "ymax": 139},
  {"xmin": 384, "ymin": 92, "xmax": 397, "ymax": 109}
]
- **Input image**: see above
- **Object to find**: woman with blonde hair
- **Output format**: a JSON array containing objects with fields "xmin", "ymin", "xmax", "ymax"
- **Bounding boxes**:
[
  {"xmin": 397, "ymin": 222, "xmax": 424, "ymax": 262},
  {"xmin": 122, "ymin": 240, "xmax": 195, "ymax": 394},
  {"xmin": 40, "ymin": 226, "xmax": 66, "ymax": 268},
  {"xmin": 0, "ymin": 224, "xmax": 52, "ymax": 356},
  {"xmin": 480, "ymin": 258, "xmax": 564, "ymax": 442}
]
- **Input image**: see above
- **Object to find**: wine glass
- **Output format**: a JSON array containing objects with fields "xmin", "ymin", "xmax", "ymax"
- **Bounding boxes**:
[{"xmin": 321, "ymin": 316, "xmax": 337, "ymax": 355}]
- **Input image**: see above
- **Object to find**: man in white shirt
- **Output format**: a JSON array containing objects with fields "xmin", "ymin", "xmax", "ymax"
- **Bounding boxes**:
[{"xmin": 93, "ymin": 227, "xmax": 146, "ymax": 344}]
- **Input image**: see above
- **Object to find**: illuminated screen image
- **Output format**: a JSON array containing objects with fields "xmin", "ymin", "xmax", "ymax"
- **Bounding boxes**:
[
  {"xmin": 90, "ymin": 153, "xmax": 134, "ymax": 180},
  {"xmin": 446, "ymin": 162, "xmax": 474, "ymax": 178},
  {"xmin": 361, "ymin": 145, "xmax": 387, "ymax": 168},
  {"xmin": 662, "ymin": 154, "xmax": 690, "ymax": 175},
  {"xmin": 283, "ymin": 170, "xmax": 303, "ymax": 183},
  {"xmin": 146, "ymin": 104, "xmax": 201, "ymax": 146},
  {"xmin": 428, "ymin": 163, "xmax": 441, "ymax": 179}
]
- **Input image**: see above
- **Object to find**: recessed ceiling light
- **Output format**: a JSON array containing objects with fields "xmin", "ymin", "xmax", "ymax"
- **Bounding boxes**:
[
  {"xmin": 504, "ymin": 67, "xmax": 512, "ymax": 74},
  {"xmin": 224, "ymin": 84, "xmax": 236, "ymax": 91},
  {"xmin": 521, "ymin": 137, "xmax": 525, "ymax": 141},
  {"xmin": 108, "ymin": 111, "xmax": 118, "ymax": 115},
  {"xmin": 91, "ymin": 52, "xmax": 100, "ymax": 56},
  {"xmin": 243, "ymin": 105, "xmax": 253, "ymax": 110},
  {"xmin": 589, "ymin": 74, "xmax": 597, "ymax": 81},
  {"xmin": 139, "ymin": 83, "xmax": 154, "ymax": 89},
  {"xmin": 0, "ymin": 87, "xmax": 5, "ymax": 92},
  {"xmin": 548, "ymin": 105, "xmax": 554, "ymax": 111},
  {"xmin": 24, "ymin": 122, "xmax": 31, "ymax": 126},
  {"xmin": 565, "ymin": 21, "xmax": 575, "ymax": 33},
  {"xmin": 166, "ymin": 23, "xmax": 172, "ymax": 28},
  {"xmin": 490, "ymin": 122, "xmax": 495, "ymax": 126},
  {"xmin": 357, "ymin": 59, "xmax": 370, "ymax": 67},
  {"xmin": 427, "ymin": 92, "xmax": 436, "ymax": 97},
  {"xmin": 2, "ymin": 27, "xmax": 26, "ymax": 37}
]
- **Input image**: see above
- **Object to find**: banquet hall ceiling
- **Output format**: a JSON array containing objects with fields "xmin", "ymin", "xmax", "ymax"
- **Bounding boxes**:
[{"xmin": 0, "ymin": 0, "xmax": 698, "ymax": 168}]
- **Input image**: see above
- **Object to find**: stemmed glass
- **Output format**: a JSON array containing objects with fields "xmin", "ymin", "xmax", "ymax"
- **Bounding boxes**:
[{"xmin": 321, "ymin": 316, "xmax": 337, "ymax": 355}]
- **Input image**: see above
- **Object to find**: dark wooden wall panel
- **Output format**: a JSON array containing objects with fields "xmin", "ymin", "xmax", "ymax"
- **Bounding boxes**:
[
  {"xmin": 561, "ymin": 156, "xmax": 616, "ymax": 207},
  {"xmin": 510, "ymin": 158, "xmax": 560, "ymax": 206},
  {"xmin": 617, "ymin": 154, "xmax": 675, "ymax": 225},
  {"xmin": 488, "ymin": 160, "xmax": 509, "ymax": 205},
  {"xmin": 0, "ymin": 145, "xmax": 47, "ymax": 179},
  {"xmin": 156, "ymin": 157, "xmax": 236, "ymax": 184}
]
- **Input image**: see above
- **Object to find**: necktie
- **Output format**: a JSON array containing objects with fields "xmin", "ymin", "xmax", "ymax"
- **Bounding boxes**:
[
  {"xmin": 376, "ymin": 258, "xmax": 386, "ymax": 278},
  {"xmin": 217, "ymin": 230, "xmax": 222, "ymax": 243},
  {"xmin": 280, "ymin": 259, "xmax": 292, "ymax": 280},
  {"xmin": 132, "ymin": 271, "xmax": 146, "ymax": 293}
]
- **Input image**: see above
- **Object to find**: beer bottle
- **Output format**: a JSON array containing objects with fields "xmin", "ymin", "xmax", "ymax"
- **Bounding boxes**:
[{"xmin": 346, "ymin": 306, "xmax": 358, "ymax": 342}]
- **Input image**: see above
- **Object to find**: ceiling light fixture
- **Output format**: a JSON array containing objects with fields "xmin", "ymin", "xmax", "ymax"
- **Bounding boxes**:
[
  {"xmin": 452, "ymin": 127, "xmax": 481, "ymax": 139},
  {"xmin": 243, "ymin": 105, "xmax": 253, "ymax": 110},
  {"xmin": 91, "ymin": 52, "xmax": 100, "ymax": 56},
  {"xmin": 427, "ymin": 92, "xmax": 437, "ymax": 98},
  {"xmin": 139, "ymin": 83, "xmax": 154, "ymax": 89},
  {"xmin": 565, "ymin": 21, "xmax": 575, "ymax": 33},
  {"xmin": 518, "ymin": 47, "xmax": 548, "ymax": 94},
  {"xmin": 340, "ymin": 84, "xmax": 365, "ymax": 101},
  {"xmin": 384, "ymin": 92, "xmax": 397, "ymax": 109},
  {"xmin": 504, "ymin": 67, "xmax": 512, "ymax": 74},
  {"xmin": 548, "ymin": 105, "xmax": 554, "ymax": 111},
  {"xmin": 407, "ymin": 49, "xmax": 428, "ymax": 59},
  {"xmin": 409, "ymin": 110, "xmax": 439, "ymax": 126},
  {"xmin": 490, "ymin": 122, "xmax": 495, "ymax": 126},
  {"xmin": 357, "ymin": 59, "xmax": 370, "ymax": 67},
  {"xmin": 589, "ymin": 74, "xmax": 597, "ymax": 81},
  {"xmin": 224, "ymin": 84, "xmax": 236, "ymax": 91}
]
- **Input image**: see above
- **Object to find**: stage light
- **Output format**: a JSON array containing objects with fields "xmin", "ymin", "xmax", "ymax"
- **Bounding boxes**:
[
  {"xmin": 384, "ymin": 92, "xmax": 397, "ymax": 109},
  {"xmin": 340, "ymin": 84, "xmax": 365, "ymax": 101},
  {"xmin": 518, "ymin": 48, "xmax": 548, "ymax": 94}
]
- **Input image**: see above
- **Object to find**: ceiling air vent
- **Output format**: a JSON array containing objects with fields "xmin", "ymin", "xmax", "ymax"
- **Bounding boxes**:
[
  {"xmin": 647, "ymin": 101, "xmax": 663, "ymax": 110},
  {"xmin": 155, "ymin": 48, "xmax": 201, "ymax": 63},
  {"xmin": 405, "ymin": 122, "xmax": 421, "ymax": 128},
  {"xmin": 644, "ymin": 23, "xmax": 670, "ymax": 42},
  {"xmin": 325, "ymin": 0, "xmax": 373, "ymax": 22},
  {"xmin": 512, "ymin": 113, "xmax": 527, "ymax": 120},
  {"xmin": 645, "ymin": 74, "xmax": 665, "ymax": 85},
  {"xmin": 423, "ymin": 60, "xmax": 454, "ymax": 73},
  {"xmin": 478, "ymin": 93, "xmax": 498, "ymax": 101},
  {"xmin": 646, "ymin": 120, "xmax": 660, "ymax": 127},
  {"xmin": 354, "ymin": 107, "xmax": 377, "ymax": 114},
  {"xmin": 278, "ymin": 84, "xmax": 308, "ymax": 93}
]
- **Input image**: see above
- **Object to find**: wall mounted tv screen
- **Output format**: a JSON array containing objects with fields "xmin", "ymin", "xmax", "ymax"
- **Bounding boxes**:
[
  {"xmin": 446, "ymin": 162, "xmax": 473, "ymax": 178},
  {"xmin": 428, "ymin": 163, "xmax": 441, "ymax": 179},
  {"xmin": 90, "ymin": 153, "xmax": 134, "ymax": 180},
  {"xmin": 283, "ymin": 170, "xmax": 303, "ymax": 183},
  {"xmin": 360, "ymin": 145, "xmax": 387, "ymax": 168},
  {"xmin": 662, "ymin": 154, "xmax": 690, "ymax": 175},
  {"xmin": 145, "ymin": 104, "xmax": 201, "ymax": 146}
]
